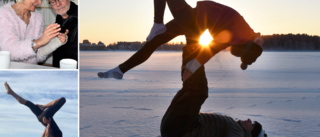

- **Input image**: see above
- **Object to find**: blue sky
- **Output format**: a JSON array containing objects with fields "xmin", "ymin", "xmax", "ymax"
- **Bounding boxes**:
[
  {"xmin": 80, "ymin": 0, "xmax": 320, "ymax": 44},
  {"xmin": 0, "ymin": 71, "xmax": 78, "ymax": 137}
]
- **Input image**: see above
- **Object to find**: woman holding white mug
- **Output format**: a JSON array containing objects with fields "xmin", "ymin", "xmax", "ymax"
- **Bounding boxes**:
[{"xmin": 0, "ymin": 0, "xmax": 68, "ymax": 64}]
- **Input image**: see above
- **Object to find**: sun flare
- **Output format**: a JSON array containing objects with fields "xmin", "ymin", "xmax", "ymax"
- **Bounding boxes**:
[{"xmin": 199, "ymin": 29, "xmax": 213, "ymax": 47}]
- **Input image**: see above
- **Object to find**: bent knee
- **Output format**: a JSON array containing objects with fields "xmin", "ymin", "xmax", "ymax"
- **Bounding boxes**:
[{"xmin": 59, "ymin": 97, "xmax": 66, "ymax": 103}]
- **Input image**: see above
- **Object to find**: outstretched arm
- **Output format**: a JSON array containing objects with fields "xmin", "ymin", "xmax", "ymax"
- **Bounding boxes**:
[
  {"xmin": 41, "ymin": 124, "xmax": 49, "ymax": 137},
  {"xmin": 41, "ymin": 117, "xmax": 52, "ymax": 137}
]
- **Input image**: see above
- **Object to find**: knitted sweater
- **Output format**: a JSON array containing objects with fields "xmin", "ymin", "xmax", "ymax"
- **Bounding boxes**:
[
  {"xmin": 0, "ymin": 2, "xmax": 46, "ymax": 64},
  {"xmin": 185, "ymin": 113, "xmax": 252, "ymax": 137}
]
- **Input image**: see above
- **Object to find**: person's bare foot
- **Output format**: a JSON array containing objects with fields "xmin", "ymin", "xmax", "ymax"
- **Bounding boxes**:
[{"xmin": 4, "ymin": 82, "xmax": 13, "ymax": 95}]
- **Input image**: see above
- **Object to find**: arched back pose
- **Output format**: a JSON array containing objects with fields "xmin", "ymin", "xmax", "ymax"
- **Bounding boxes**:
[
  {"xmin": 98, "ymin": 0, "xmax": 263, "ymax": 81},
  {"xmin": 4, "ymin": 82, "xmax": 66, "ymax": 137}
]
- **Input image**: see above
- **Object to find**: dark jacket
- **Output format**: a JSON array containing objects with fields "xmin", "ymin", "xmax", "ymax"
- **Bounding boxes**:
[
  {"xmin": 195, "ymin": 1, "xmax": 256, "ymax": 65},
  {"xmin": 53, "ymin": 1, "xmax": 78, "ymax": 68}
]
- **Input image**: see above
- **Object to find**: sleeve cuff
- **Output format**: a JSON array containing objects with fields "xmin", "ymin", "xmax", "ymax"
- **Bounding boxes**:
[{"xmin": 186, "ymin": 58, "xmax": 202, "ymax": 73}]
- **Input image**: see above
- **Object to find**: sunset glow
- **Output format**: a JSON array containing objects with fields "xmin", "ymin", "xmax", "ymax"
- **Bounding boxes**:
[
  {"xmin": 80, "ymin": 0, "xmax": 320, "ymax": 45},
  {"xmin": 199, "ymin": 29, "xmax": 213, "ymax": 47}
]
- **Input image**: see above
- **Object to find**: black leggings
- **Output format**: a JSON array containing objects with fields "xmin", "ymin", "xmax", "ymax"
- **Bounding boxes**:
[
  {"xmin": 25, "ymin": 97, "xmax": 66, "ymax": 123},
  {"xmin": 37, "ymin": 97, "xmax": 66, "ymax": 121},
  {"xmin": 119, "ymin": 0, "xmax": 201, "ymax": 73},
  {"xmin": 24, "ymin": 97, "xmax": 66, "ymax": 137},
  {"xmin": 25, "ymin": 101, "xmax": 43, "ymax": 117},
  {"xmin": 154, "ymin": 0, "xmax": 194, "ymax": 24},
  {"xmin": 161, "ymin": 66, "xmax": 208, "ymax": 137}
]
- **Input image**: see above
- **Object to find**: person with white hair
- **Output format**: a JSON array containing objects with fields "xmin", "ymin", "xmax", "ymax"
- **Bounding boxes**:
[
  {"xmin": 0, "ymin": 0, "xmax": 68, "ymax": 64},
  {"xmin": 48, "ymin": 0, "xmax": 78, "ymax": 68}
]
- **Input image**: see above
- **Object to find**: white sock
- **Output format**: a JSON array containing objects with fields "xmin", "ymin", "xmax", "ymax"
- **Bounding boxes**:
[
  {"xmin": 98, "ymin": 66, "xmax": 123, "ymax": 79},
  {"xmin": 146, "ymin": 23, "xmax": 166, "ymax": 42}
]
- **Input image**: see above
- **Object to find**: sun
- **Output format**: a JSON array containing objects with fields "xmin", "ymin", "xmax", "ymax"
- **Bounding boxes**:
[{"xmin": 199, "ymin": 29, "xmax": 213, "ymax": 47}]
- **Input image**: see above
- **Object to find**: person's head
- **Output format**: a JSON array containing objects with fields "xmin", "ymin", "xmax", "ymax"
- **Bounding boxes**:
[
  {"xmin": 230, "ymin": 33, "xmax": 264, "ymax": 70},
  {"xmin": 16, "ymin": 0, "xmax": 42, "ymax": 12},
  {"xmin": 49, "ymin": 0, "xmax": 71, "ymax": 18},
  {"xmin": 238, "ymin": 119, "xmax": 267, "ymax": 137}
]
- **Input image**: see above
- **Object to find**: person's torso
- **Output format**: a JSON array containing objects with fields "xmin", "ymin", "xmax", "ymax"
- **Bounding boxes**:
[
  {"xmin": 196, "ymin": 1, "xmax": 254, "ymax": 47},
  {"xmin": 52, "ymin": 3, "xmax": 78, "ymax": 67},
  {"xmin": 0, "ymin": 2, "xmax": 43, "ymax": 64}
]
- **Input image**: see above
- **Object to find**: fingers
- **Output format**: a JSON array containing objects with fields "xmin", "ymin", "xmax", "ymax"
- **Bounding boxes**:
[
  {"xmin": 57, "ymin": 29, "xmax": 69, "ymax": 38},
  {"xmin": 64, "ymin": 29, "xmax": 69, "ymax": 35},
  {"xmin": 44, "ymin": 23, "xmax": 61, "ymax": 38},
  {"xmin": 57, "ymin": 35, "xmax": 65, "ymax": 44},
  {"xmin": 44, "ymin": 23, "xmax": 60, "ymax": 33},
  {"xmin": 57, "ymin": 30, "xmax": 68, "ymax": 44}
]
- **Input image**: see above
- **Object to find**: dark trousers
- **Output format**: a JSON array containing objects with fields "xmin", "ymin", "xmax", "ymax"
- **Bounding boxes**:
[
  {"xmin": 25, "ymin": 97, "xmax": 66, "ymax": 137},
  {"xmin": 37, "ymin": 97, "xmax": 66, "ymax": 121},
  {"xmin": 161, "ymin": 66, "xmax": 208, "ymax": 137},
  {"xmin": 154, "ymin": 0, "xmax": 193, "ymax": 24},
  {"xmin": 119, "ymin": 0, "xmax": 201, "ymax": 73}
]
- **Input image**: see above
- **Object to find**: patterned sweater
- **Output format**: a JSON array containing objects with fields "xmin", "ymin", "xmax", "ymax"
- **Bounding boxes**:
[
  {"xmin": 185, "ymin": 113, "xmax": 252, "ymax": 137},
  {"xmin": 0, "ymin": 2, "xmax": 46, "ymax": 64}
]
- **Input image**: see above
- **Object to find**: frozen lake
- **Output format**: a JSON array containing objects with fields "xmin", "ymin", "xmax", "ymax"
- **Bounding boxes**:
[{"xmin": 80, "ymin": 51, "xmax": 320, "ymax": 137}]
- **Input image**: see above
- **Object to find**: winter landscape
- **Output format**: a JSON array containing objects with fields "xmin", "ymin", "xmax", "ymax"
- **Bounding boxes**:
[
  {"xmin": 0, "ymin": 71, "xmax": 78, "ymax": 137},
  {"xmin": 80, "ymin": 51, "xmax": 320, "ymax": 137}
]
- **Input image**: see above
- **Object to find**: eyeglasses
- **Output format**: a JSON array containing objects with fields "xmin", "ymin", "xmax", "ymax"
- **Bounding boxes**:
[{"xmin": 48, "ymin": 0, "xmax": 65, "ymax": 6}]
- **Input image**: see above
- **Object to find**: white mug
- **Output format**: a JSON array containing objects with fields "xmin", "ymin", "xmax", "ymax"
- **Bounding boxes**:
[
  {"xmin": 59, "ymin": 59, "xmax": 77, "ymax": 69},
  {"xmin": 0, "ymin": 51, "xmax": 11, "ymax": 69}
]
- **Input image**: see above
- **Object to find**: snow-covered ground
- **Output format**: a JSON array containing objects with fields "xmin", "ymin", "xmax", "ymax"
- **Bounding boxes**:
[
  {"xmin": 80, "ymin": 51, "xmax": 320, "ymax": 137},
  {"xmin": 0, "ymin": 71, "xmax": 78, "ymax": 137}
]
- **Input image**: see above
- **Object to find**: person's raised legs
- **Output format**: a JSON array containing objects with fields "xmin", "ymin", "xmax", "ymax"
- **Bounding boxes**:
[
  {"xmin": 4, "ymin": 82, "xmax": 26, "ymax": 104},
  {"xmin": 146, "ymin": 0, "xmax": 167, "ymax": 42}
]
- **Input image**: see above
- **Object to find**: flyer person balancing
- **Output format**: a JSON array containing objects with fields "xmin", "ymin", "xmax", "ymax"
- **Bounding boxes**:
[{"xmin": 98, "ymin": 0, "xmax": 263, "ymax": 81}]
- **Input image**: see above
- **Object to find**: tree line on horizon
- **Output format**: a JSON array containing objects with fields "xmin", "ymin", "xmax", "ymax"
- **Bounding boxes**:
[
  {"xmin": 262, "ymin": 34, "xmax": 320, "ymax": 51},
  {"xmin": 80, "ymin": 34, "xmax": 320, "ymax": 51}
]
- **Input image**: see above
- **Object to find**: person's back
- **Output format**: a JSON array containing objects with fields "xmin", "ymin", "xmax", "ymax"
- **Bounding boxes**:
[{"xmin": 196, "ymin": 1, "xmax": 254, "ymax": 49}]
